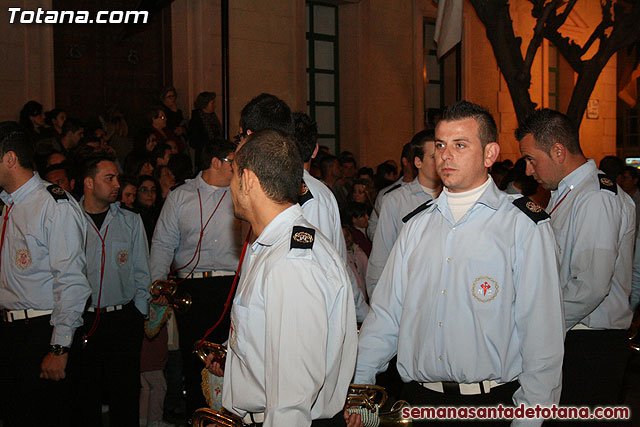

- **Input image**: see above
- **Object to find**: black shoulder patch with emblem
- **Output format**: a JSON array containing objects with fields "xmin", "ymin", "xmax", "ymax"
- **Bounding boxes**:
[
  {"xmin": 402, "ymin": 200, "xmax": 433, "ymax": 223},
  {"xmin": 298, "ymin": 180, "xmax": 314, "ymax": 206},
  {"xmin": 512, "ymin": 196, "xmax": 550, "ymax": 224},
  {"xmin": 597, "ymin": 173, "xmax": 617, "ymax": 194},
  {"xmin": 384, "ymin": 184, "xmax": 402, "ymax": 195},
  {"xmin": 46, "ymin": 184, "xmax": 68, "ymax": 201},
  {"xmin": 290, "ymin": 226, "xmax": 315, "ymax": 250}
]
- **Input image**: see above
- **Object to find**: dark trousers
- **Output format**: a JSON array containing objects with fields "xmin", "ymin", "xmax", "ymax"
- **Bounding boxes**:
[
  {"xmin": 176, "ymin": 275, "xmax": 235, "ymax": 416},
  {"xmin": 0, "ymin": 315, "xmax": 74, "ymax": 427},
  {"xmin": 250, "ymin": 411, "xmax": 347, "ymax": 426},
  {"xmin": 401, "ymin": 380, "xmax": 520, "ymax": 425},
  {"xmin": 560, "ymin": 329, "xmax": 629, "ymax": 406},
  {"xmin": 71, "ymin": 301, "xmax": 144, "ymax": 427}
]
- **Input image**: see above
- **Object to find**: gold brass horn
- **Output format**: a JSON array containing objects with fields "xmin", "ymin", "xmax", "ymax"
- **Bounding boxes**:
[
  {"xmin": 151, "ymin": 280, "xmax": 193, "ymax": 313},
  {"xmin": 347, "ymin": 384, "xmax": 412, "ymax": 426},
  {"xmin": 190, "ymin": 407, "xmax": 243, "ymax": 427},
  {"xmin": 194, "ymin": 340, "xmax": 227, "ymax": 365}
]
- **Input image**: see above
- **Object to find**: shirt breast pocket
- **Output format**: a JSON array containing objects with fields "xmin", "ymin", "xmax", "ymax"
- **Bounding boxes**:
[
  {"xmin": 112, "ymin": 240, "xmax": 133, "ymax": 286},
  {"xmin": 466, "ymin": 259, "xmax": 508, "ymax": 308},
  {"xmin": 229, "ymin": 304, "xmax": 250, "ymax": 362}
]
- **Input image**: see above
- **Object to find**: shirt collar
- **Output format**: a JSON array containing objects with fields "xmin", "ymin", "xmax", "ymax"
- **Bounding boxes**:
[
  {"xmin": 0, "ymin": 172, "xmax": 40, "ymax": 205},
  {"xmin": 554, "ymin": 159, "xmax": 595, "ymax": 195},
  {"xmin": 434, "ymin": 176, "xmax": 500, "ymax": 218},
  {"xmin": 253, "ymin": 204, "xmax": 303, "ymax": 249},
  {"xmin": 79, "ymin": 196, "xmax": 120, "ymax": 228},
  {"xmin": 195, "ymin": 171, "xmax": 227, "ymax": 192}
]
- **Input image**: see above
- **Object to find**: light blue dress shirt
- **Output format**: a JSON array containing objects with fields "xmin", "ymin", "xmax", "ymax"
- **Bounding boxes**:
[
  {"xmin": 300, "ymin": 170, "xmax": 369, "ymax": 321},
  {"xmin": 0, "ymin": 173, "xmax": 90, "ymax": 346},
  {"xmin": 81, "ymin": 201, "xmax": 151, "ymax": 316},
  {"xmin": 547, "ymin": 159, "xmax": 635, "ymax": 330},
  {"xmin": 222, "ymin": 204, "xmax": 357, "ymax": 427},
  {"xmin": 150, "ymin": 172, "xmax": 243, "ymax": 282},
  {"xmin": 355, "ymin": 180, "xmax": 564, "ymax": 419},
  {"xmin": 366, "ymin": 178, "xmax": 432, "ymax": 297}
]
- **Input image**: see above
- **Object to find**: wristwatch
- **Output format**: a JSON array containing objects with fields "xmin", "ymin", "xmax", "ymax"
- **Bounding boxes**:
[{"xmin": 49, "ymin": 344, "xmax": 70, "ymax": 356}]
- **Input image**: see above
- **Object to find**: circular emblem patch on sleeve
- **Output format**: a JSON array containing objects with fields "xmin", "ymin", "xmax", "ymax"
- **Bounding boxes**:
[
  {"xmin": 525, "ymin": 201, "xmax": 542, "ymax": 213},
  {"xmin": 293, "ymin": 231, "xmax": 314, "ymax": 244},
  {"xmin": 116, "ymin": 249, "xmax": 129, "ymax": 266},
  {"xmin": 471, "ymin": 276, "xmax": 499, "ymax": 303},
  {"xmin": 15, "ymin": 249, "xmax": 32, "ymax": 270},
  {"xmin": 600, "ymin": 177, "xmax": 614, "ymax": 187},
  {"xmin": 299, "ymin": 182, "xmax": 309, "ymax": 196}
]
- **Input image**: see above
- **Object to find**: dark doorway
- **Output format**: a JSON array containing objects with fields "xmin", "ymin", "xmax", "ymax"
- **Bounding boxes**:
[{"xmin": 53, "ymin": 0, "xmax": 172, "ymax": 132}]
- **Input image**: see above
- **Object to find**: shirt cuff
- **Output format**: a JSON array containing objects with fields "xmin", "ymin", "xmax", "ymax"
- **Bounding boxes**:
[{"xmin": 51, "ymin": 325, "xmax": 75, "ymax": 347}]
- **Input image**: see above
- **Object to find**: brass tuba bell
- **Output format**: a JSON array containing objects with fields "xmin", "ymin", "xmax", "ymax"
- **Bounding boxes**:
[
  {"xmin": 151, "ymin": 280, "xmax": 193, "ymax": 313},
  {"xmin": 194, "ymin": 340, "xmax": 227, "ymax": 365},
  {"xmin": 346, "ymin": 384, "xmax": 412, "ymax": 426},
  {"xmin": 190, "ymin": 407, "xmax": 243, "ymax": 427}
]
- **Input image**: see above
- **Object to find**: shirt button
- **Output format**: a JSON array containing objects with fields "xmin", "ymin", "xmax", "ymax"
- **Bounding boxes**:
[
  {"xmin": 438, "ymin": 322, "xmax": 443, "ymax": 327},
  {"xmin": 442, "ymin": 290, "xmax": 446, "ymax": 295},
  {"xmin": 446, "ymin": 257, "xmax": 451, "ymax": 262},
  {"xmin": 439, "ymin": 355, "xmax": 443, "ymax": 361},
  {"xmin": 452, "ymin": 227, "xmax": 456, "ymax": 232}
]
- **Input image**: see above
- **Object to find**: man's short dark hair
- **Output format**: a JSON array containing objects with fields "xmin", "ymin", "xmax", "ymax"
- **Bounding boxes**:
[
  {"xmin": 441, "ymin": 101, "xmax": 498, "ymax": 148},
  {"xmin": 599, "ymin": 156, "xmax": 625, "ymax": 179},
  {"xmin": 347, "ymin": 201, "xmax": 370, "ymax": 222},
  {"xmin": 79, "ymin": 151, "xmax": 116, "ymax": 183},
  {"xmin": 239, "ymin": 93, "xmax": 294, "ymax": 136},
  {"xmin": 199, "ymin": 140, "xmax": 237, "ymax": 171},
  {"xmin": 61, "ymin": 118, "xmax": 83, "ymax": 137},
  {"xmin": 42, "ymin": 162, "xmax": 71, "ymax": 180},
  {"xmin": 339, "ymin": 155, "xmax": 356, "ymax": 168},
  {"xmin": 293, "ymin": 112, "xmax": 317, "ymax": 162},
  {"xmin": 235, "ymin": 129, "xmax": 302, "ymax": 204},
  {"xmin": 0, "ymin": 121, "xmax": 34, "ymax": 169},
  {"xmin": 515, "ymin": 108, "xmax": 581, "ymax": 155},
  {"xmin": 319, "ymin": 154, "xmax": 338, "ymax": 180},
  {"xmin": 409, "ymin": 129, "xmax": 435, "ymax": 161}
]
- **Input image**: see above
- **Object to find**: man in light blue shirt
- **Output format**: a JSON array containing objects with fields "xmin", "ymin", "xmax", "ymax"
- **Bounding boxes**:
[
  {"xmin": 354, "ymin": 102, "xmax": 564, "ymax": 426},
  {"xmin": 366, "ymin": 130, "xmax": 442, "ymax": 298},
  {"xmin": 0, "ymin": 122, "xmax": 90, "ymax": 426},
  {"xmin": 221, "ymin": 129, "xmax": 357, "ymax": 427},
  {"xmin": 517, "ymin": 108, "xmax": 635, "ymax": 408},
  {"xmin": 73, "ymin": 152, "xmax": 151, "ymax": 426},
  {"xmin": 150, "ymin": 139, "xmax": 242, "ymax": 414}
]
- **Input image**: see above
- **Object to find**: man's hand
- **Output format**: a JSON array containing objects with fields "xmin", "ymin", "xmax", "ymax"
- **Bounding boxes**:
[
  {"xmin": 151, "ymin": 294, "xmax": 169, "ymax": 306},
  {"xmin": 344, "ymin": 408, "xmax": 363, "ymax": 427},
  {"xmin": 205, "ymin": 353, "xmax": 224, "ymax": 377},
  {"xmin": 40, "ymin": 352, "xmax": 68, "ymax": 381}
]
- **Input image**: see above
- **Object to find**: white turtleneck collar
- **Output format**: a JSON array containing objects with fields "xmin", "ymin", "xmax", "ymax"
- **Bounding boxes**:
[{"xmin": 443, "ymin": 177, "xmax": 491, "ymax": 222}]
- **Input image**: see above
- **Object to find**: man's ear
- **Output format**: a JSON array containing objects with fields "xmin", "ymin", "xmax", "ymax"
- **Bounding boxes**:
[
  {"xmin": 483, "ymin": 142, "xmax": 501, "ymax": 168},
  {"xmin": 3, "ymin": 151, "xmax": 17, "ymax": 168},
  {"xmin": 414, "ymin": 156, "xmax": 422, "ymax": 170},
  {"xmin": 211, "ymin": 157, "xmax": 222, "ymax": 170},
  {"xmin": 84, "ymin": 176, "xmax": 94, "ymax": 191},
  {"xmin": 550, "ymin": 142, "xmax": 566, "ymax": 164},
  {"xmin": 311, "ymin": 143, "xmax": 319, "ymax": 160},
  {"xmin": 242, "ymin": 169, "xmax": 258, "ymax": 194}
]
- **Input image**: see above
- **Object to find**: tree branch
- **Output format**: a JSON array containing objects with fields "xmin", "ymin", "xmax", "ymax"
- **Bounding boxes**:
[{"xmin": 523, "ymin": 0, "xmax": 562, "ymax": 71}]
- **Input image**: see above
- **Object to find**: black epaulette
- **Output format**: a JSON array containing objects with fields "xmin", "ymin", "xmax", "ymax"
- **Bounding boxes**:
[
  {"xmin": 512, "ymin": 196, "xmax": 550, "ymax": 224},
  {"xmin": 384, "ymin": 184, "xmax": 402, "ymax": 195},
  {"xmin": 402, "ymin": 200, "xmax": 433, "ymax": 223},
  {"xmin": 119, "ymin": 202, "xmax": 140, "ymax": 214},
  {"xmin": 298, "ymin": 180, "xmax": 314, "ymax": 206},
  {"xmin": 290, "ymin": 226, "xmax": 315, "ymax": 250},
  {"xmin": 598, "ymin": 174, "xmax": 617, "ymax": 194},
  {"xmin": 46, "ymin": 184, "xmax": 68, "ymax": 202}
]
